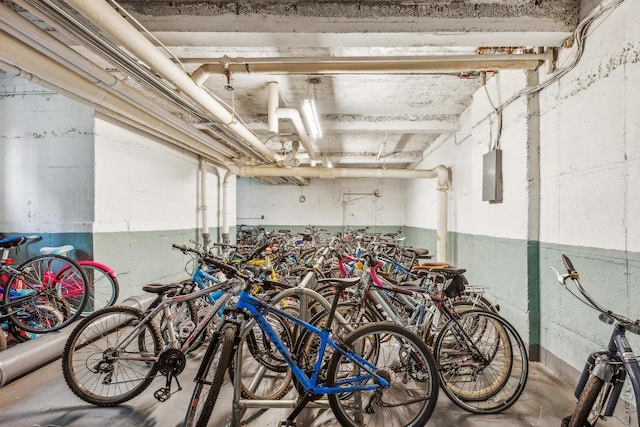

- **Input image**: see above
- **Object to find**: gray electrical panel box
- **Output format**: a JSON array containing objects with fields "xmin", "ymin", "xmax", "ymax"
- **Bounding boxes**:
[{"xmin": 482, "ymin": 149, "xmax": 503, "ymax": 203}]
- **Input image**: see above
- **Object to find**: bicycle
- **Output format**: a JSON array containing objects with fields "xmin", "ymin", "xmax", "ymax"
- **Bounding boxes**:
[
  {"xmin": 61, "ymin": 275, "xmax": 232, "ymax": 406},
  {"xmin": 0, "ymin": 235, "xmax": 89, "ymax": 339},
  {"xmin": 322, "ymin": 252, "xmax": 528, "ymax": 414},
  {"xmin": 185, "ymin": 258, "xmax": 440, "ymax": 427},
  {"xmin": 552, "ymin": 254, "xmax": 640, "ymax": 427},
  {"xmin": 38, "ymin": 242, "xmax": 119, "ymax": 317}
]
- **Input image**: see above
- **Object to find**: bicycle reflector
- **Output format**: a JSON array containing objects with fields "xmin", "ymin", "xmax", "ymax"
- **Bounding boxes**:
[{"xmin": 5, "ymin": 258, "xmax": 13, "ymax": 264}]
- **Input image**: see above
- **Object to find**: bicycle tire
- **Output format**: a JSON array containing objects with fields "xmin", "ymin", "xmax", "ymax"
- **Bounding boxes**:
[
  {"xmin": 0, "ymin": 328, "xmax": 6, "ymax": 351},
  {"xmin": 327, "ymin": 322, "xmax": 439, "ymax": 427},
  {"xmin": 61, "ymin": 305, "xmax": 163, "ymax": 406},
  {"xmin": 8, "ymin": 294, "xmax": 71, "ymax": 342},
  {"xmin": 77, "ymin": 263, "xmax": 119, "ymax": 316},
  {"xmin": 195, "ymin": 325, "xmax": 236, "ymax": 427},
  {"xmin": 238, "ymin": 313, "xmax": 295, "ymax": 401},
  {"xmin": 567, "ymin": 375, "xmax": 605, "ymax": 427},
  {"xmin": 4, "ymin": 255, "xmax": 89, "ymax": 333},
  {"xmin": 184, "ymin": 325, "xmax": 226, "ymax": 426},
  {"xmin": 435, "ymin": 310, "xmax": 528, "ymax": 414}
]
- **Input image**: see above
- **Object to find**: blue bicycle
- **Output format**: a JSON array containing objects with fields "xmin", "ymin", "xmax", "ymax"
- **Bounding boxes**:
[{"xmin": 185, "ymin": 258, "xmax": 440, "ymax": 427}]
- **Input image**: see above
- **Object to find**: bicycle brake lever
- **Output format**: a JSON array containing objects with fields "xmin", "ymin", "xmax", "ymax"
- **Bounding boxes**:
[{"xmin": 549, "ymin": 267, "xmax": 566, "ymax": 286}]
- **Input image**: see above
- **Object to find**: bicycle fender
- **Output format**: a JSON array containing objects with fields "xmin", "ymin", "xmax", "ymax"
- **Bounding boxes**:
[{"xmin": 591, "ymin": 355, "xmax": 616, "ymax": 382}]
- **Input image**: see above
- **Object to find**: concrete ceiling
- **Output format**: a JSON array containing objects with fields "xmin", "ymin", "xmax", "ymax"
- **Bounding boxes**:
[{"xmin": 0, "ymin": 0, "xmax": 581, "ymax": 174}]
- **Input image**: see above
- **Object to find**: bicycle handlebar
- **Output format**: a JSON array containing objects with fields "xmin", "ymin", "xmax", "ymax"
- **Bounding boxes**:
[{"xmin": 553, "ymin": 254, "xmax": 640, "ymax": 334}]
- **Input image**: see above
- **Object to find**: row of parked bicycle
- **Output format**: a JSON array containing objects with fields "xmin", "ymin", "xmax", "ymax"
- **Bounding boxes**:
[
  {"xmin": 4, "ymin": 227, "xmax": 638, "ymax": 426},
  {"xmin": 0, "ymin": 235, "xmax": 120, "ymax": 350},
  {"xmin": 58, "ymin": 228, "xmax": 530, "ymax": 426}
]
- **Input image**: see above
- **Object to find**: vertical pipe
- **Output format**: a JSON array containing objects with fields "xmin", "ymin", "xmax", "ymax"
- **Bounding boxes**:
[
  {"xmin": 200, "ymin": 158, "xmax": 210, "ymax": 249},
  {"xmin": 437, "ymin": 186, "xmax": 448, "ymax": 262},
  {"xmin": 267, "ymin": 81, "xmax": 279, "ymax": 134},
  {"xmin": 222, "ymin": 171, "xmax": 233, "ymax": 244}
]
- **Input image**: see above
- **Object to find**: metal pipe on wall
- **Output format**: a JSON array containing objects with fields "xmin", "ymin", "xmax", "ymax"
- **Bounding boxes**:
[
  {"xmin": 0, "ymin": 33, "xmax": 237, "ymax": 166},
  {"xmin": 64, "ymin": 0, "xmax": 281, "ymax": 164},
  {"xmin": 200, "ymin": 158, "xmax": 211, "ymax": 249}
]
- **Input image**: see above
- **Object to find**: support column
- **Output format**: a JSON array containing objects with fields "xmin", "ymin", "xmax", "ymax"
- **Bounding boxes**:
[{"xmin": 525, "ymin": 70, "xmax": 541, "ymax": 361}]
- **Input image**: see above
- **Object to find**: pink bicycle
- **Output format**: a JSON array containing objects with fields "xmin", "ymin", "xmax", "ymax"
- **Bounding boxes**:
[
  {"xmin": 0, "ymin": 235, "xmax": 89, "ymax": 344},
  {"xmin": 39, "ymin": 244, "xmax": 119, "ymax": 317}
]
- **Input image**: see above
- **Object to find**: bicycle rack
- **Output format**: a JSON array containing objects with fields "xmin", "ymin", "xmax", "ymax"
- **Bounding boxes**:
[
  {"xmin": 0, "ymin": 293, "xmax": 155, "ymax": 387},
  {"xmin": 229, "ymin": 265, "xmax": 354, "ymax": 426}
]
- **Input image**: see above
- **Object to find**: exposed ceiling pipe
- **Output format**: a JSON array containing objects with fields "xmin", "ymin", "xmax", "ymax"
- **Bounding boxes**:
[
  {"xmin": 64, "ymin": 0, "xmax": 281, "ymax": 164},
  {"xmin": 238, "ymin": 165, "xmax": 450, "ymax": 261},
  {"xmin": 0, "ymin": 34, "xmax": 237, "ymax": 169},
  {"xmin": 238, "ymin": 165, "xmax": 448, "ymax": 183},
  {"xmin": 189, "ymin": 54, "xmax": 547, "ymax": 82},
  {"xmin": 0, "ymin": 3, "xmax": 244, "ymax": 161},
  {"xmin": 267, "ymin": 81, "xmax": 320, "ymax": 161}
]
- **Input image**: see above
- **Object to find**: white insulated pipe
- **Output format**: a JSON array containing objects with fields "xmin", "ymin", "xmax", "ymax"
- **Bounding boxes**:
[
  {"xmin": 222, "ymin": 170, "xmax": 233, "ymax": 244},
  {"xmin": 64, "ymin": 0, "xmax": 280, "ymax": 164},
  {"xmin": 239, "ymin": 165, "xmax": 450, "ymax": 261},
  {"xmin": 0, "ymin": 33, "xmax": 237, "ymax": 164},
  {"xmin": 267, "ymin": 81, "xmax": 319, "ymax": 160},
  {"xmin": 200, "ymin": 158, "xmax": 211, "ymax": 248}
]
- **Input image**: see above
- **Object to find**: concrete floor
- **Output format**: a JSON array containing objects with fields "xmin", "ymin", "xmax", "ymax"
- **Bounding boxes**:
[{"xmin": 0, "ymin": 341, "xmax": 628, "ymax": 427}]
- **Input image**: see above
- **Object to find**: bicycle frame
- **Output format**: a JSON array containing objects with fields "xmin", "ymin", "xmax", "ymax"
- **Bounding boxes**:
[
  {"xmin": 105, "ymin": 282, "xmax": 230, "ymax": 358},
  {"xmin": 234, "ymin": 289, "xmax": 389, "ymax": 394},
  {"xmin": 554, "ymin": 255, "xmax": 640, "ymax": 425},
  {"xmin": 574, "ymin": 323, "xmax": 640, "ymax": 420}
]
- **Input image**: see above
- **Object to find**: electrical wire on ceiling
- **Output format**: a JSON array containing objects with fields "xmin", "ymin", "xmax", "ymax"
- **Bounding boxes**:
[{"xmin": 492, "ymin": 0, "xmax": 625, "ymax": 113}]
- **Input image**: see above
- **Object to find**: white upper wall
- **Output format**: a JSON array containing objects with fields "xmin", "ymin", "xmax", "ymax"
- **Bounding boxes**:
[
  {"xmin": 237, "ymin": 177, "xmax": 406, "ymax": 227},
  {"xmin": 0, "ymin": 73, "xmax": 95, "ymax": 233},
  {"xmin": 407, "ymin": 70, "xmax": 532, "ymax": 240},
  {"xmin": 539, "ymin": 0, "xmax": 640, "ymax": 252},
  {"xmin": 94, "ymin": 117, "xmax": 224, "ymax": 233}
]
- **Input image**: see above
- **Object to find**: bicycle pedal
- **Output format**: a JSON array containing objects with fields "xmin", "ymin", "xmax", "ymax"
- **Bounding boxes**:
[{"xmin": 153, "ymin": 387, "xmax": 171, "ymax": 402}]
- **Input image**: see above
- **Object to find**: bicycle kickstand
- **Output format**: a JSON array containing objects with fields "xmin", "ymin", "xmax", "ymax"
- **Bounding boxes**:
[
  {"xmin": 278, "ymin": 391, "xmax": 315, "ymax": 427},
  {"xmin": 153, "ymin": 372, "xmax": 183, "ymax": 402}
]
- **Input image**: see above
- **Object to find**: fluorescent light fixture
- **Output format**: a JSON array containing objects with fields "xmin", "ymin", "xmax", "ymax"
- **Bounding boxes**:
[{"xmin": 301, "ymin": 95, "xmax": 322, "ymax": 139}]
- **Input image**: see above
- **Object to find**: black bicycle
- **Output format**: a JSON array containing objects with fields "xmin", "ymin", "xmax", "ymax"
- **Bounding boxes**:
[{"xmin": 553, "ymin": 255, "xmax": 640, "ymax": 427}]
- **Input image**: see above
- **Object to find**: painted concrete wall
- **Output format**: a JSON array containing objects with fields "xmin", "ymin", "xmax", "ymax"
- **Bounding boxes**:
[
  {"xmin": 404, "ymin": 2, "xmax": 640, "ymax": 414},
  {"xmin": 537, "ymin": 0, "xmax": 640, "ymax": 385},
  {"xmin": 0, "ymin": 71, "xmax": 232, "ymax": 301},
  {"xmin": 0, "ymin": 71, "xmax": 94, "ymax": 259},
  {"xmin": 236, "ymin": 176, "xmax": 406, "ymax": 233},
  {"xmin": 405, "ymin": 69, "xmax": 535, "ymax": 342},
  {"xmin": 93, "ymin": 116, "xmax": 232, "ymax": 299}
]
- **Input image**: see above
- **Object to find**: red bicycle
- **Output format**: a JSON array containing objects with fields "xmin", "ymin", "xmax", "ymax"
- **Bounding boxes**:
[{"xmin": 0, "ymin": 235, "xmax": 89, "ymax": 344}]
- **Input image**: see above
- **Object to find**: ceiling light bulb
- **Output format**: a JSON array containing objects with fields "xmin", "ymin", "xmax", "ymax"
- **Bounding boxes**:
[{"xmin": 301, "ymin": 96, "xmax": 322, "ymax": 139}]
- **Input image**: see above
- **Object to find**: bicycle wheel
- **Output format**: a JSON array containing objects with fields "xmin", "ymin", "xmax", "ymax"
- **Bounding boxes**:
[
  {"xmin": 184, "ymin": 325, "xmax": 227, "ymax": 426},
  {"xmin": 0, "ymin": 327, "xmax": 6, "ymax": 351},
  {"xmin": 61, "ymin": 305, "xmax": 163, "ymax": 406},
  {"xmin": 238, "ymin": 314, "xmax": 294, "ymax": 400},
  {"xmin": 4, "ymin": 255, "xmax": 88, "ymax": 333},
  {"xmin": 194, "ymin": 324, "xmax": 236, "ymax": 427},
  {"xmin": 8, "ymin": 294, "xmax": 71, "ymax": 342},
  {"xmin": 566, "ymin": 375, "xmax": 605, "ymax": 427},
  {"xmin": 327, "ymin": 322, "xmax": 439, "ymax": 427},
  {"xmin": 434, "ymin": 310, "xmax": 528, "ymax": 414},
  {"xmin": 78, "ymin": 263, "xmax": 119, "ymax": 316}
]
